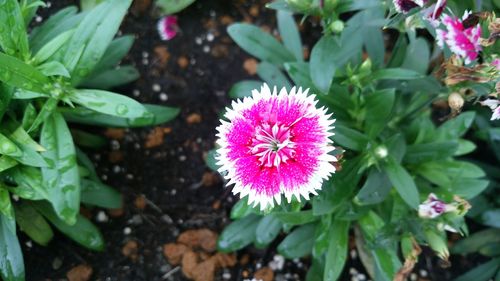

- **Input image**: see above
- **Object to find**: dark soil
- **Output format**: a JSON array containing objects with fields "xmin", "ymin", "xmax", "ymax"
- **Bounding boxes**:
[{"xmin": 22, "ymin": 1, "xmax": 487, "ymax": 281}]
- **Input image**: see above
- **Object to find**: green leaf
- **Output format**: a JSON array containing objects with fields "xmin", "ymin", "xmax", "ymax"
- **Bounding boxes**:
[
  {"xmin": 29, "ymin": 6, "xmax": 81, "ymax": 53},
  {"xmin": 229, "ymin": 80, "xmax": 262, "ymax": 99},
  {"xmin": 27, "ymin": 97, "xmax": 59, "ymax": 133},
  {"xmin": 386, "ymin": 34, "xmax": 408, "ymax": 68},
  {"xmin": 309, "ymin": 35, "xmax": 338, "ymax": 93},
  {"xmin": 275, "ymin": 210, "xmax": 317, "ymax": 226},
  {"xmin": 80, "ymin": 0, "xmax": 105, "ymax": 10},
  {"xmin": 205, "ymin": 149, "xmax": 220, "ymax": 172},
  {"xmin": 277, "ymin": 11, "xmax": 303, "ymax": 61},
  {"xmin": 454, "ymin": 139, "xmax": 476, "ymax": 156},
  {"xmin": 482, "ymin": 209, "xmax": 500, "ymax": 228},
  {"xmin": 81, "ymin": 179, "xmax": 122, "ymax": 209},
  {"xmin": 230, "ymin": 197, "xmax": 256, "ymax": 219},
  {"xmin": 0, "ymin": 52, "xmax": 50, "ymax": 93},
  {"xmin": 454, "ymin": 258, "xmax": 500, "ymax": 281},
  {"xmin": 71, "ymin": 129, "xmax": 106, "ymax": 149},
  {"xmin": 452, "ymin": 229, "xmax": 500, "ymax": 254},
  {"xmin": 14, "ymin": 202, "xmax": 53, "ymax": 246},
  {"xmin": 369, "ymin": 68, "xmax": 424, "ymax": 81},
  {"xmin": 156, "ymin": 0, "xmax": 196, "ymax": 14},
  {"xmin": 257, "ymin": 62, "xmax": 291, "ymax": 89},
  {"xmin": 217, "ymin": 214, "xmax": 260, "ymax": 252},
  {"xmin": 404, "ymin": 141, "xmax": 458, "ymax": 164},
  {"xmin": 37, "ymin": 61, "xmax": 71, "ymax": 77},
  {"xmin": 401, "ymin": 37, "xmax": 430, "ymax": 74},
  {"xmin": 227, "ymin": 23, "xmax": 295, "ymax": 66},
  {"xmin": 33, "ymin": 202, "xmax": 104, "ymax": 251},
  {"xmin": 92, "ymin": 35, "xmax": 135, "ymax": 72},
  {"xmin": 355, "ymin": 168, "xmax": 392, "ymax": 205},
  {"xmin": 0, "ymin": 133, "xmax": 22, "ymax": 157},
  {"xmin": 8, "ymin": 166, "xmax": 47, "ymax": 200},
  {"xmin": 61, "ymin": 104, "xmax": 179, "ymax": 128},
  {"xmin": 40, "ymin": 112, "xmax": 80, "ymax": 225},
  {"xmin": 364, "ymin": 89, "xmax": 395, "ymax": 137},
  {"xmin": 278, "ymin": 223, "xmax": 316, "ymax": 258},
  {"xmin": 71, "ymin": 89, "xmax": 148, "ymax": 119},
  {"xmin": 0, "ymin": 0, "xmax": 29, "ymax": 59},
  {"xmin": 437, "ymin": 112, "xmax": 476, "ymax": 140},
  {"xmin": 0, "ymin": 189, "xmax": 13, "ymax": 220},
  {"xmin": 255, "ymin": 214, "xmax": 282, "ymax": 247},
  {"xmin": 324, "ymin": 220, "xmax": 350, "ymax": 281},
  {"xmin": 80, "ymin": 66, "xmax": 139, "ymax": 89},
  {"xmin": 0, "ymin": 214, "xmax": 24, "ymax": 281},
  {"xmin": 62, "ymin": 0, "xmax": 132, "ymax": 85},
  {"xmin": 0, "ymin": 156, "xmax": 17, "ymax": 172},
  {"xmin": 383, "ymin": 157, "xmax": 419, "ymax": 209},
  {"xmin": 284, "ymin": 62, "xmax": 316, "ymax": 90},
  {"xmin": 0, "ymin": 82, "xmax": 14, "ymax": 121},
  {"xmin": 332, "ymin": 125, "xmax": 370, "ymax": 151},
  {"xmin": 32, "ymin": 29, "xmax": 74, "ymax": 64},
  {"xmin": 444, "ymin": 178, "xmax": 489, "ymax": 199}
]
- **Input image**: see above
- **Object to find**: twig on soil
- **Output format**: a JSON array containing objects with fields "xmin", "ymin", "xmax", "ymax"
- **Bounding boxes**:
[
  {"xmin": 162, "ymin": 266, "xmax": 180, "ymax": 279},
  {"xmin": 143, "ymin": 197, "xmax": 164, "ymax": 214}
]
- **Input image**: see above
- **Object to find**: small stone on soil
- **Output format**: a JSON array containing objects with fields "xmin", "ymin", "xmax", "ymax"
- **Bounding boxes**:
[
  {"xmin": 134, "ymin": 195, "xmax": 147, "ymax": 210},
  {"xmin": 96, "ymin": 211, "xmax": 109, "ymax": 222},
  {"xmin": 253, "ymin": 267, "xmax": 274, "ymax": 281},
  {"xmin": 163, "ymin": 243, "xmax": 189, "ymax": 265},
  {"xmin": 123, "ymin": 227, "xmax": 132, "ymax": 235},
  {"xmin": 66, "ymin": 264, "xmax": 93, "ymax": 281},
  {"xmin": 122, "ymin": 240, "xmax": 139, "ymax": 261}
]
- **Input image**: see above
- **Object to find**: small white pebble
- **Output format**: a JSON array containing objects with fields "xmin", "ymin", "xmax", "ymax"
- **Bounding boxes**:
[
  {"xmin": 142, "ymin": 58, "xmax": 149, "ymax": 65},
  {"xmin": 195, "ymin": 37, "xmax": 202, "ymax": 45},
  {"xmin": 113, "ymin": 165, "xmax": 121, "ymax": 173},
  {"xmin": 410, "ymin": 273, "xmax": 418, "ymax": 281},
  {"xmin": 206, "ymin": 33, "xmax": 214, "ymax": 42},
  {"xmin": 35, "ymin": 16, "xmax": 43, "ymax": 22},
  {"xmin": 142, "ymin": 51, "xmax": 149, "ymax": 58},
  {"xmin": 203, "ymin": 45, "xmax": 210, "ymax": 53},
  {"xmin": 222, "ymin": 272, "xmax": 231, "ymax": 279},
  {"xmin": 12, "ymin": 195, "xmax": 19, "ymax": 202},
  {"xmin": 269, "ymin": 255, "xmax": 285, "ymax": 271},
  {"xmin": 25, "ymin": 241, "xmax": 33, "ymax": 248},
  {"xmin": 101, "ymin": 174, "xmax": 108, "ymax": 181},
  {"xmin": 255, "ymin": 262, "xmax": 262, "ymax": 269},
  {"xmin": 350, "ymin": 249, "xmax": 358, "ymax": 259},
  {"xmin": 159, "ymin": 93, "xmax": 168, "ymax": 101},
  {"xmin": 179, "ymin": 155, "xmax": 187, "ymax": 161},
  {"xmin": 349, "ymin": 268, "xmax": 358, "ymax": 275},
  {"xmin": 190, "ymin": 58, "xmax": 196, "ymax": 65},
  {"xmin": 171, "ymin": 189, "xmax": 177, "ymax": 195},
  {"xmin": 152, "ymin": 84, "xmax": 161, "ymax": 92},
  {"xmin": 132, "ymin": 89, "xmax": 140, "ymax": 97},
  {"xmin": 126, "ymin": 174, "xmax": 134, "ymax": 180},
  {"xmin": 123, "ymin": 227, "xmax": 132, "ymax": 235},
  {"xmin": 419, "ymin": 269, "xmax": 428, "ymax": 277},
  {"xmin": 96, "ymin": 211, "xmax": 109, "ymax": 222},
  {"xmin": 111, "ymin": 140, "xmax": 120, "ymax": 150},
  {"xmin": 357, "ymin": 273, "xmax": 366, "ymax": 281}
]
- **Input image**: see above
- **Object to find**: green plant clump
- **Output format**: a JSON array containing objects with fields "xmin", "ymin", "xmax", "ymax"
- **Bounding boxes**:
[
  {"xmin": 208, "ymin": 1, "xmax": 500, "ymax": 280},
  {"xmin": 0, "ymin": 0, "xmax": 179, "ymax": 280}
]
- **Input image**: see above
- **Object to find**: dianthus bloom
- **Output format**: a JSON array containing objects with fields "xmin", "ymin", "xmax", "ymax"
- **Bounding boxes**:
[
  {"xmin": 436, "ymin": 11, "xmax": 482, "ymax": 64},
  {"xmin": 157, "ymin": 16, "xmax": 178, "ymax": 41},
  {"xmin": 492, "ymin": 58, "xmax": 500, "ymax": 70},
  {"xmin": 216, "ymin": 84, "xmax": 337, "ymax": 210},
  {"xmin": 418, "ymin": 193, "xmax": 456, "ymax": 219}
]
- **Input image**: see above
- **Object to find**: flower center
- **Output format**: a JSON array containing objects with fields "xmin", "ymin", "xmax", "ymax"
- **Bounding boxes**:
[{"xmin": 250, "ymin": 123, "xmax": 296, "ymax": 168}]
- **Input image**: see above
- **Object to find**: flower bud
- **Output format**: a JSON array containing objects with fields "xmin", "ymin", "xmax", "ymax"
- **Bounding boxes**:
[
  {"xmin": 330, "ymin": 20, "xmax": 344, "ymax": 33},
  {"xmin": 448, "ymin": 93, "xmax": 464, "ymax": 112},
  {"xmin": 424, "ymin": 229, "xmax": 450, "ymax": 262}
]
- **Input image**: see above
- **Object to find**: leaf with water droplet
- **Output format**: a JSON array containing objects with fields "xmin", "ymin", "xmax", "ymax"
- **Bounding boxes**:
[
  {"xmin": 70, "ymin": 89, "xmax": 148, "ymax": 118},
  {"xmin": 40, "ymin": 112, "xmax": 80, "ymax": 225}
]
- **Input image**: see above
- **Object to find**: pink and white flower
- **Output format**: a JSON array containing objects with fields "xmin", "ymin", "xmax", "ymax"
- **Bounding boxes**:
[
  {"xmin": 492, "ymin": 58, "xmax": 500, "ymax": 70},
  {"xmin": 216, "ymin": 84, "xmax": 337, "ymax": 210},
  {"xmin": 418, "ymin": 193, "xmax": 456, "ymax": 219},
  {"xmin": 157, "ymin": 16, "xmax": 178, "ymax": 41},
  {"xmin": 436, "ymin": 12, "xmax": 482, "ymax": 64},
  {"xmin": 393, "ymin": 0, "xmax": 428, "ymax": 13},
  {"xmin": 480, "ymin": 98, "xmax": 500, "ymax": 120}
]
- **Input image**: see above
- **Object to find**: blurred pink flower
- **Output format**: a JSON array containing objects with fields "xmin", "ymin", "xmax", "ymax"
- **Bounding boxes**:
[
  {"xmin": 393, "ymin": 0, "xmax": 428, "ymax": 13},
  {"xmin": 492, "ymin": 58, "xmax": 500, "ymax": 70},
  {"xmin": 436, "ymin": 12, "xmax": 482, "ymax": 64},
  {"xmin": 419, "ymin": 193, "xmax": 454, "ymax": 218},
  {"xmin": 157, "ymin": 16, "xmax": 178, "ymax": 41},
  {"xmin": 216, "ymin": 84, "xmax": 337, "ymax": 210}
]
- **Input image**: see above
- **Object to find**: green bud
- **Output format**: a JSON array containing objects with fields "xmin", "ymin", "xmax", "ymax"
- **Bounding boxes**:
[
  {"xmin": 330, "ymin": 20, "xmax": 344, "ymax": 33},
  {"xmin": 424, "ymin": 229, "xmax": 449, "ymax": 262},
  {"xmin": 360, "ymin": 58, "xmax": 372, "ymax": 74}
]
